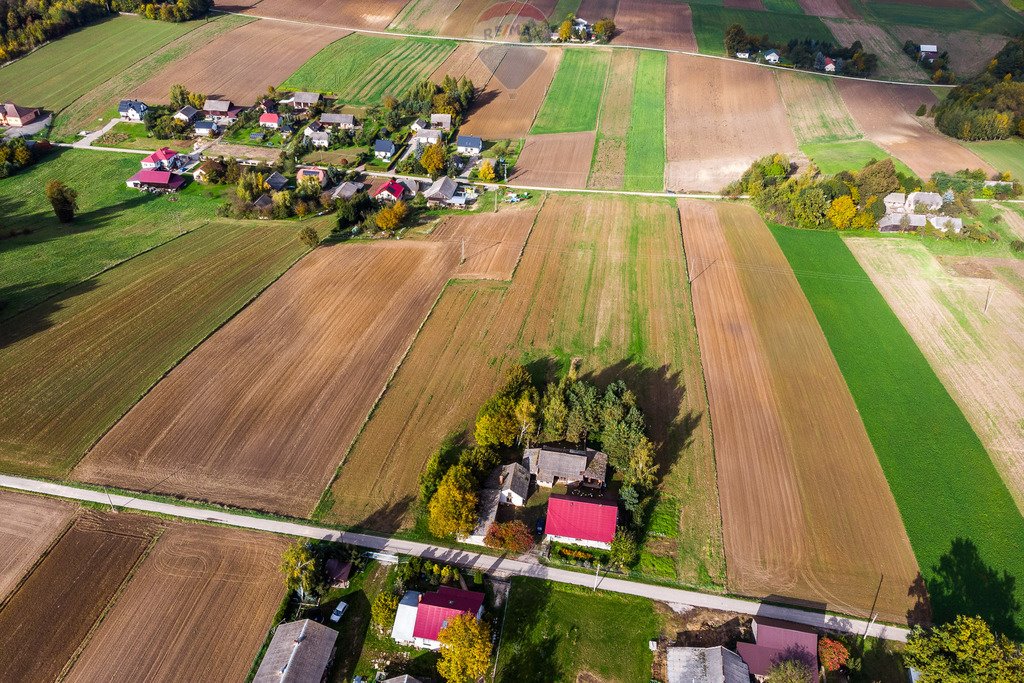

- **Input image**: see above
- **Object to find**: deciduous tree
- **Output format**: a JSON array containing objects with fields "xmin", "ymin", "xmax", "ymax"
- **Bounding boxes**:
[
  {"xmin": 371, "ymin": 591, "xmax": 398, "ymax": 633},
  {"xmin": 421, "ymin": 141, "xmax": 447, "ymax": 178},
  {"xmin": 765, "ymin": 659, "xmax": 814, "ymax": 683},
  {"xmin": 904, "ymin": 616, "xmax": 1024, "ymax": 682},
  {"xmin": 484, "ymin": 520, "xmax": 534, "ymax": 553},
  {"xmin": 818, "ymin": 637, "xmax": 850, "ymax": 678},
  {"xmin": 594, "ymin": 18, "xmax": 616, "ymax": 42},
  {"xmin": 437, "ymin": 613, "xmax": 492, "ymax": 683},
  {"xmin": 609, "ymin": 528, "xmax": 639, "ymax": 569},
  {"xmin": 428, "ymin": 464, "xmax": 478, "ymax": 538},
  {"xmin": 826, "ymin": 195, "xmax": 857, "ymax": 230},
  {"xmin": 45, "ymin": 180, "xmax": 77, "ymax": 223},
  {"xmin": 279, "ymin": 540, "xmax": 323, "ymax": 598},
  {"xmin": 298, "ymin": 225, "xmax": 320, "ymax": 248},
  {"xmin": 478, "ymin": 160, "xmax": 496, "ymax": 181}
]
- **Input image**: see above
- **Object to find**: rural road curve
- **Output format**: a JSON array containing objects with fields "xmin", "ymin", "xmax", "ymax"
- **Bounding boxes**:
[{"xmin": 0, "ymin": 474, "xmax": 910, "ymax": 643}]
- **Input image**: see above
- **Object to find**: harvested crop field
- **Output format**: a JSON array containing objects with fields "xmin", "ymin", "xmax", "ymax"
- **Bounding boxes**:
[
  {"xmin": 848, "ymin": 239, "xmax": 1024, "ymax": 512},
  {"xmin": 836, "ymin": 79, "xmax": 994, "ymax": 178},
  {"xmin": 131, "ymin": 20, "xmax": 347, "ymax": 104},
  {"xmin": 614, "ymin": 0, "xmax": 697, "ymax": 51},
  {"xmin": 725, "ymin": 0, "xmax": 764, "ymax": 9},
  {"xmin": 390, "ymin": 0, "xmax": 463, "ymax": 33},
  {"xmin": 666, "ymin": 55, "xmax": 798, "ymax": 192},
  {"xmin": 589, "ymin": 49, "xmax": 638, "ymax": 189},
  {"xmin": 824, "ymin": 19, "xmax": 927, "ymax": 82},
  {"xmin": 579, "ymin": 0, "xmax": 620, "ymax": 19},
  {"xmin": 76, "ymin": 241, "xmax": 458, "ymax": 516},
  {"xmin": 67, "ymin": 525, "xmax": 287, "ymax": 683},
  {"xmin": 327, "ymin": 194, "xmax": 724, "ymax": 587},
  {"xmin": 428, "ymin": 203, "xmax": 539, "ymax": 280},
  {"xmin": 448, "ymin": 45, "xmax": 561, "ymax": 138},
  {"xmin": 0, "ymin": 512, "xmax": 160, "ymax": 682},
  {"xmin": 896, "ymin": 26, "xmax": 1008, "ymax": 77},
  {"xmin": 512, "ymin": 131, "xmax": 597, "ymax": 188},
  {"xmin": 0, "ymin": 491, "xmax": 77, "ymax": 601},
  {"xmin": 797, "ymin": 0, "xmax": 858, "ymax": 18},
  {"xmin": 679, "ymin": 200, "xmax": 919, "ymax": 621},
  {"xmin": 216, "ymin": 0, "xmax": 408, "ymax": 29},
  {"xmin": 774, "ymin": 71, "xmax": 860, "ymax": 145},
  {"xmin": 438, "ymin": 0, "xmax": 557, "ymax": 39}
]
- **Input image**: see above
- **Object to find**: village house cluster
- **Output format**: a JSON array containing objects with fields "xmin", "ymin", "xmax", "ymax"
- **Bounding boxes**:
[{"xmin": 879, "ymin": 190, "xmax": 963, "ymax": 233}]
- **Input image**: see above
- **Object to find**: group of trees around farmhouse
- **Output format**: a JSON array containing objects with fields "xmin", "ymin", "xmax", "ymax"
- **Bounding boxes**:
[
  {"xmin": 519, "ymin": 14, "xmax": 616, "ymax": 44},
  {"xmin": 725, "ymin": 24, "xmax": 878, "ymax": 77},
  {"xmin": 142, "ymin": 85, "xmax": 206, "ymax": 139},
  {"xmin": 933, "ymin": 36, "xmax": 1024, "ymax": 141},
  {"xmin": 902, "ymin": 41, "xmax": 955, "ymax": 84},
  {"xmin": 0, "ymin": 137, "xmax": 47, "ymax": 180},
  {"xmin": 0, "ymin": 0, "xmax": 111, "ymax": 63},
  {"xmin": 110, "ymin": 0, "xmax": 212, "ymax": 22}
]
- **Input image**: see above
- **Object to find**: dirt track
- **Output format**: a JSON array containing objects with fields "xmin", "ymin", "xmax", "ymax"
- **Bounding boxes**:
[
  {"xmin": 76, "ymin": 241, "xmax": 458, "ymax": 516},
  {"xmin": 680, "ymin": 200, "xmax": 919, "ymax": 622},
  {"xmin": 849, "ymin": 239, "xmax": 1024, "ymax": 514},
  {"xmin": 131, "ymin": 21, "xmax": 347, "ymax": 104},
  {"xmin": 614, "ymin": 0, "xmax": 696, "ymax": 51},
  {"xmin": 215, "ymin": 0, "xmax": 407, "ymax": 29},
  {"xmin": 0, "ymin": 491, "xmax": 77, "ymax": 600},
  {"xmin": 67, "ymin": 524, "xmax": 287, "ymax": 683},
  {"xmin": 666, "ymin": 55, "xmax": 798, "ymax": 192},
  {"xmin": 513, "ymin": 131, "xmax": 597, "ymax": 187},
  {"xmin": 837, "ymin": 79, "xmax": 994, "ymax": 178}
]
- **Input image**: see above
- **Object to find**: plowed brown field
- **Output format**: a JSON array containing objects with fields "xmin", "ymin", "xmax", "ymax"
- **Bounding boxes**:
[
  {"xmin": 0, "ymin": 491, "xmax": 77, "ymax": 601},
  {"xmin": 76, "ymin": 241, "xmax": 458, "ymax": 516},
  {"xmin": 774, "ymin": 71, "xmax": 860, "ymax": 144},
  {"xmin": 797, "ymin": 0, "xmax": 857, "ymax": 18},
  {"xmin": 0, "ymin": 512, "xmax": 159, "ymax": 682},
  {"xmin": 215, "ymin": 0, "xmax": 407, "ymax": 29},
  {"xmin": 614, "ymin": 0, "xmax": 697, "ymax": 51},
  {"xmin": 440, "ymin": 0, "xmax": 557, "ymax": 39},
  {"xmin": 512, "ymin": 131, "xmax": 596, "ymax": 187},
  {"xmin": 836, "ymin": 79, "xmax": 994, "ymax": 178},
  {"xmin": 67, "ymin": 525, "xmax": 287, "ymax": 683},
  {"xmin": 666, "ymin": 55, "xmax": 798, "ymax": 192},
  {"xmin": 579, "ymin": 0, "xmax": 620, "ymax": 20},
  {"xmin": 428, "ymin": 203, "xmax": 539, "ymax": 280},
  {"xmin": 441, "ymin": 45, "xmax": 561, "ymax": 138},
  {"xmin": 680, "ymin": 200, "xmax": 919, "ymax": 622},
  {"xmin": 131, "ymin": 21, "xmax": 347, "ymax": 104},
  {"xmin": 848, "ymin": 239, "xmax": 1024, "ymax": 513}
]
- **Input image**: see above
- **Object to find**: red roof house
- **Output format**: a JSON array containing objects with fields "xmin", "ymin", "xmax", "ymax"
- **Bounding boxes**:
[
  {"xmin": 737, "ymin": 619, "xmax": 819, "ymax": 682},
  {"xmin": 411, "ymin": 587, "xmax": 485, "ymax": 649},
  {"xmin": 545, "ymin": 494, "xmax": 617, "ymax": 548},
  {"xmin": 126, "ymin": 170, "xmax": 186, "ymax": 192},
  {"xmin": 375, "ymin": 180, "xmax": 406, "ymax": 202},
  {"xmin": 141, "ymin": 147, "xmax": 180, "ymax": 170},
  {"xmin": 259, "ymin": 112, "xmax": 281, "ymax": 129}
]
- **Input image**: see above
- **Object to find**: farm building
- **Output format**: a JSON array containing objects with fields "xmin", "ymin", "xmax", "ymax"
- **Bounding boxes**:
[
  {"xmin": 423, "ymin": 176, "xmax": 458, "ymax": 205},
  {"xmin": 457, "ymin": 135, "xmax": 482, "ymax": 156},
  {"xmin": 375, "ymin": 180, "xmax": 406, "ymax": 202},
  {"xmin": 544, "ymin": 494, "xmax": 617, "ymax": 549},
  {"xmin": 331, "ymin": 181, "xmax": 364, "ymax": 201},
  {"xmin": 906, "ymin": 191, "xmax": 943, "ymax": 212},
  {"xmin": 430, "ymin": 113, "xmax": 452, "ymax": 131},
  {"xmin": 252, "ymin": 193, "xmax": 274, "ymax": 212},
  {"xmin": 919, "ymin": 44, "xmax": 939, "ymax": 61},
  {"xmin": 141, "ymin": 147, "xmax": 180, "ymax": 171},
  {"xmin": 194, "ymin": 120, "xmax": 219, "ymax": 137},
  {"xmin": 203, "ymin": 99, "xmax": 240, "ymax": 123},
  {"xmin": 266, "ymin": 171, "xmax": 289, "ymax": 191},
  {"xmin": 391, "ymin": 586, "xmax": 485, "ymax": 650},
  {"xmin": 415, "ymin": 128, "xmax": 443, "ymax": 147},
  {"xmin": 253, "ymin": 619, "xmax": 338, "ymax": 683},
  {"xmin": 289, "ymin": 91, "xmax": 321, "ymax": 110},
  {"xmin": 763, "ymin": 50, "xmax": 781, "ymax": 64},
  {"xmin": 118, "ymin": 99, "xmax": 147, "ymax": 121},
  {"xmin": 173, "ymin": 105, "xmax": 199, "ymax": 124},
  {"xmin": 736, "ymin": 619, "xmax": 819, "ymax": 683},
  {"xmin": 297, "ymin": 166, "xmax": 328, "ymax": 187},
  {"xmin": 495, "ymin": 462, "xmax": 529, "ymax": 506},
  {"xmin": 1, "ymin": 102, "xmax": 40, "ymax": 127},
  {"xmin": 523, "ymin": 446, "xmax": 607, "ymax": 488},
  {"xmin": 320, "ymin": 113, "xmax": 355, "ymax": 129},
  {"xmin": 374, "ymin": 139, "xmax": 396, "ymax": 160},
  {"xmin": 667, "ymin": 646, "xmax": 750, "ymax": 683},
  {"xmin": 126, "ymin": 170, "xmax": 186, "ymax": 193},
  {"xmin": 326, "ymin": 558, "xmax": 353, "ymax": 588},
  {"xmin": 259, "ymin": 113, "xmax": 281, "ymax": 129}
]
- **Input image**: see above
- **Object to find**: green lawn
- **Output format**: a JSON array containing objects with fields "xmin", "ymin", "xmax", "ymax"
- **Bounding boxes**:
[
  {"xmin": 494, "ymin": 578, "xmax": 660, "ymax": 683},
  {"xmin": 963, "ymin": 138, "xmax": 1024, "ymax": 181},
  {"xmin": 762, "ymin": 0, "xmax": 805, "ymax": 12},
  {"xmin": 800, "ymin": 139, "xmax": 916, "ymax": 178},
  {"xmin": 769, "ymin": 225, "xmax": 1024, "ymax": 636},
  {"xmin": 95, "ymin": 121, "xmax": 193, "ymax": 152},
  {"xmin": 689, "ymin": 7, "xmax": 835, "ymax": 55},
  {"xmin": 0, "ymin": 15, "xmax": 195, "ymax": 112},
  {"xmin": 530, "ymin": 49, "xmax": 611, "ymax": 135},
  {"xmin": 623, "ymin": 51, "xmax": 666, "ymax": 192},
  {"xmin": 281, "ymin": 34, "xmax": 456, "ymax": 105}
]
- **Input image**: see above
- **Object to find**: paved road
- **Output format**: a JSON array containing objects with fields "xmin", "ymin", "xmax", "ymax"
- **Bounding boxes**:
[{"xmin": 0, "ymin": 474, "xmax": 909, "ymax": 643}]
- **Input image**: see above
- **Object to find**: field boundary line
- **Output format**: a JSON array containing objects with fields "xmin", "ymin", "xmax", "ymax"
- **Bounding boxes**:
[
  {"xmin": 209, "ymin": 9, "xmax": 956, "ymax": 89},
  {"xmin": 0, "ymin": 511, "xmax": 77, "ymax": 612},
  {"xmin": 0, "ymin": 474, "xmax": 913, "ymax": 643}
]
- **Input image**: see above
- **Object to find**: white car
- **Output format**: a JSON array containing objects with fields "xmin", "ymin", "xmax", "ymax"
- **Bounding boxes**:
[{"xmin": 329, "ymin": 601, "xmax": 348, "ymax": 623}]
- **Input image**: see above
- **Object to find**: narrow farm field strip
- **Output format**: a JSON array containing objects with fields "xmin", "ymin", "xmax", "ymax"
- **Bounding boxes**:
[
  {"xmin": 770, "ymin": 225, "xmax": 1024, "ymax": 634},
  {"xmin": 0, "ymin": 217, "xmax": 317, "ymax": 477},
  {"xmin": 327, "ymin": 194, "xmax": 723, "ymax": 587},
  {"xmin": 495, "ymin": 578, "xmax": 661, "ymax": 683},
  {"xmin": 963, "ymin": 138, "xmax": 1024, "ymax": 180},
  {"xmin": 680, "ymin": 201, "xmax": 919, "ymax": 622},
  {"xmin": 514, "ymin": 131, "xmax": 597, "ymax": 188},
  {"xmin": 797, "ymin": 0, "xmax": 858, "ymax": 18},
  {"xmin": 76, "ymin": 241, "xmax": 459, "ymax": 516},
  {"xmin": 612, "ymin": 0, "xmax": 697, "ymax": 51},
  {"xmin": 774, "ymin": 71, "xmax": 860, "ymax": 145},
  {"xmin": 0, "ymin": 491, "xmax": 78, "ymax": 601},
  {"xmin": 66, "ymin": 524, "xmax": 288, "ymax": 683},
  {"xmin": 623, "ymin": 51, "xmax": 666, "ymax": 192},
  {"xmin": 530, "ymin": 48, "xmax": 611, "ymax": 134},
  {"xmin": 389, "ymin": 0, "xmax": 462, "ymax": 33},
  {"xmin": 550, "ymin": 0, "xmax": 585, "ymax": 20},
  {"xmin": 801, "ymin": 139, "xmax": 916, "ymax": 177},
  {"xmin": 847, "ymin": 239, "xmax": 1024, "ymax": 513},
  {"xmin": 763, "ymin": 0, "xmax": 805, "ymax": 11},
  {"xmin": 0, "ymin": 15, "xmax": 193, "ymax": 111},
  {"xmin": 588, "ymin": 49, "xmax": 638, "ymax": 190},
  {"xmin": 281, "ymin": 33, "xmax": 456, "ymax": 104},
  {"xmin": 220, "ymin": 0, "xmax": 410, "ymax": 29},
  {"xmin": 0, "ymin": 150, "xmax": 221, "ymax": 320},
  {"xmin": 0, "ymin": 512, "xmax": 160, "ymax": 682},
  {"xmin": 689, "ymin": 6, "xmax": 835, "ymax": 55}
]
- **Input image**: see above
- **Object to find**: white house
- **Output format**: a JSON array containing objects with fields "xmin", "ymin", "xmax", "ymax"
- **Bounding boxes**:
[
  {"xmin": 173, "ymin": 105, "xmax": 199, "ymax": 124},
  {"xmin": 496, "ymin": 463, "xmax": 529, "ymax": 506},
  {"xmin": 763, "ymin": 49, "xmax": 781, "ymax": 64},
  {"xmin": 415, "ymin": 128, "xmax": 443, "ymax": 147},
  {"xmin": 194, "ymin": 120, "xmax": 218, "ymax": 137},
  {"xmin": 456, "ymin": 135, "xmax": 482, "ymax": 156},
  {"xmin": 410, "ymin": 118, "xmax": 428, "ymax": 133},
  {"xmin": 390, "ymin": 588, "xmax": 485, "ymax": 650},
  {"xmin": 824, "ymin": 57, "xmax": 836, "ymax": 73},
  {"xmin": 374, "ymin": 139, "xmax": 396, "ymax": 160}
]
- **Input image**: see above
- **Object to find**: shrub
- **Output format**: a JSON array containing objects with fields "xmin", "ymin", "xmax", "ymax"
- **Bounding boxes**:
[
  {"xmin": 484, "ymin": 520, "xmax": 534, "ymax": 553},
  {"xmin": 916, "ymin": 104, "xmax": 927, "ymax": 116},
  {"xmin": 298, "ymin": 226, "xmax": 320, "ymax": 248},
  {"xmin": 1010, "ymin": 240, "xmax": 1024, "ymax": 253}
]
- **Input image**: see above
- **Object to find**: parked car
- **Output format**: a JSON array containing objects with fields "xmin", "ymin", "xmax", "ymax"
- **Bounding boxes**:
[
  {"xmin": 330, "ymin": 601, "xmax": 349, "ymax": 623},
  {"xmin": 535, "ymin": 516, "xmax": 545, "ymax": 535}
]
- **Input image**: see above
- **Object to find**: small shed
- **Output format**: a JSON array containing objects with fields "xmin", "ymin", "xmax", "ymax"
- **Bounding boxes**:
[{"xmin": 325, "ymin": 558, "xmax": 353, "ymax": 588}]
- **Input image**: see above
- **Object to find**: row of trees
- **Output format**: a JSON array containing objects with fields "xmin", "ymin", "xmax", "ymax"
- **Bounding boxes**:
[
  {"xmin": 724, "ymin": 24, "xmax": 878, "ymax": 77},
  {"xmin": 0, "ymin": 137, "xmax": 44, "ymax": 180},
  {"xmin": 111, "ymin": 0, "xmax": 212, "ymax": 21},
  {"xmin": 0, "ymin": 0, "xmax": 110, "ymax": 63},
  {"xmin": 933, "ymin": 36, "xmax": 1024, "ymax": 141}
]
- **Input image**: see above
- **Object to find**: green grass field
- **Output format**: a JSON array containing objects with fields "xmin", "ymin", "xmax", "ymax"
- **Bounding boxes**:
[
  {"xmin": 0, "ymin": 15, "xmax": 195, "ymax": 112},
  {"xmin": 530, "ymin": 49, "xmax": 611, "ymax": 135},
  {"xmin": 801, "ymin": 139, "xmax": 916, "ymax": 178},
  {"xmin": 769, "ymin": 225, "xmax": 1024, "ymax": 635},
  {"xmin": 494, "ymin": 579, "xmax": 660, "ymax": 683},
  {"xmin": 623, "ymin": 51, "xmax": 666, "ymax": 192},
  {"xmin": 762, "ymin": 0, "xmax": 805, "ymax": 12},
  {"xmin": 281, "ymin": 34, "xmax": 456, "ymax": 105},
  {"xmin": 963, "ymin": 138, "xmax": 1024, "ymax": 181},
  {"xmin": 690, "ymin": 7, "xmax": 835, "ymax": 55},
  {"xmin": 549, "ymin": 0, "xmax": 582, "ymax": 21},
  {"xmin": 853, "ymin": 0, "xmax": 1023, "ymax": 34},
  {"xmin": 95, "ymin": 121, "xmax": 194, "ymax": 152}
]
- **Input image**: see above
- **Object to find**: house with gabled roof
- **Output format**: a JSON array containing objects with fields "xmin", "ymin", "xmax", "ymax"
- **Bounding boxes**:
[
  {"xmin": 667, "ymin": 646, "xmax": 750, "ymax": 683},
  {"xmin": 374, "ymin": 139, "xmax": 396, "ymax": 161},
  {"xmin": 523, "ymin": 446, "xmax": 607, "ymax": 488},
  {"xmin": 1, "ymin": 102, "xmax": 40, "ymax": 127},
  {"xmin": 430, "ymin": 113, "xmax": 452, "ymax": 131},
  {"xmin": 265, "ymin": 171, "xmax": 289, "ymax": 192},
  {"xmin": 457, "ymin": 135, "xmax": 482, "ymax": 156},
  {"xmin": 413, "ymin": 587, "xmax": 485, "ymax": 649},
  {"xmin": 331, "ymin": 181, "xmax": 364, "ymax": 201},
  {"xmin": 259, "ymin": 112, "xmax": 281, "ymax": 129},
  {"xmin": 496, "ymin": 462, "xmax": 529, "ymax": 506},
  {"xmin": 253, "ymin": 619, "xmax": 338, "ymax": 683},
  {"xmin": 415, "ymin": 128, "xmax": 443, "ymax": 147},
  {"xmin": 763, "ymin": 49, "xmax": 781, "ymax": 64},
  {"xmin": 126, "ymin": 170, "xmax": 186, "ymax": 193},
  {"xmin": 545, "ymin": 494, "xmax": 617, "ymax": 549},
  {"xmin": 320, "ymin": 112, "xmax": 355, "ymax": 130},
  {"xmin": 194, "ymin": 120, "xmax": 219, "ymax": 137},
  {"xmin": 118, "ymin": 99, "xmax": 147, "ymax": 121},
  {"xmin": 410, "ymin": 118, "xmax": 428, "ymax": 133},
  {"xmin": 203, "ymin": 99, "xmax": 241, "ymax": 123},
  {"xmin": 173, "ymin": 105, "xmax": 199, "ymax": 124},
  {"xmin": 290, "ymin": 91, "xmax": 321, "ymax": 110},
  {"xmin": 141, "ymin": 147, "xmax": 180, "ymax": 171},
  {"xmin": 375, "ymin": 180, "xmax": 406, "ymax": 202},
  {"xmin": 297, "ymin": 166, "xmax": 328, "ymax": 188},
  {"xmin": 423, "ymin": 176, "xmax": 458, "ymax": 205},
  {"xmin": 737, "ymin": 618, "xmax": 819, "ymax": 683}
]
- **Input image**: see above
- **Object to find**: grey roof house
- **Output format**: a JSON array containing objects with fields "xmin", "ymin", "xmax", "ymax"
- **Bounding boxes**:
[
  {"xmin": 424, "ymin": 176, "xmax": 458, "ymax": 204},
  {"xmin": 291, "ymin": 91, "xmax": 321, "ymax": 109},
  {"xmin": 457, "ymin": 135, "xmax": 483, "ymax": 155},
  {"xmin": 496, "ymin": 462, "xmax": 529, "ymax": 506},
  {"xmin": 321, "ymin": 112, "xmax": 355, "ymax": 128},
  {"xmin": 431, "ymin": 113, "xmax": 452, "ymax": 130},
  {"xmin": 523, "ymin": 446, "xmax": 608, "ymax": 488},
  {"xmin": 266, "ymin": 171, "xmax": 289, "ymax": 191},
  {"xmin": 667, "ymin": 646, "xmax": 750, "ymax": 683},
  {"xmin": 331, "ymin": 181, "xmax": 364, "ymax": 200},
  {"xmin": 118, "ymin": 99, "xmax": 147, "ymax": 120},
  {"xmin": 173, "ymin": 105, "xmax": 199, "ymax": 123},
  {"xmin": 253, "ymin": 619, "xmax": 337, "ymax": 683},
  {"xmin": 374, "ymin": 139, "xmax": 396, "ymax": 159}
]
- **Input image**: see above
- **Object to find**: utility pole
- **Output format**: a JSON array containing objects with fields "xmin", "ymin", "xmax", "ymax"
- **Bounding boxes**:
[
  {"xmin": 984, "ymin": 284, "xmax": 993, "ymax": 315},
  {"xmin": 460, "ymin": 238, "xmax": 465, "ymax": 264},
  {"xmin": 593, "ymin": 562, "xmax": 601, "ymax": 591}
]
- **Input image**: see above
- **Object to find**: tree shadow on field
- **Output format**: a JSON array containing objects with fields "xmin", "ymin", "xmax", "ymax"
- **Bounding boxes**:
[
  {"xmin": 0, "ymin": 277, "xmax": 98, "ymax": 349},
  {"xmin": 494, "ymin": 579, "xmax": 560, "ymax": 683},
  {"xmin": 907, "ymin": 537, "xmax": 1022, "ymax": 639},
  {"xmin": 348, "ymin": 496, "xmax": 414, "ymax": 536}
]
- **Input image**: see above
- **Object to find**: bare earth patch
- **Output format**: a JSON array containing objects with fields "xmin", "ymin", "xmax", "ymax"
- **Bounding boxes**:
[
  {"xmin": 0, "ymin": 491, "xmax": 77, "ymax": 601},
  {"xmin": 215, "ymin": 0, "xmax": 408, "ymax": 29},
  {"xmin": 512, "ymin": 131, "xmax": 597, "ymax": 188},
  {"xmin": 613, "ymin": 0, "xmax": 697, "ymax": 51},
  {"xmin": 428, "ymin": 203, "xmax": 539, "ymax": 280},
  {"xmin": 797, "ymin": 0, "xmax": 858, "ymax": 18}
]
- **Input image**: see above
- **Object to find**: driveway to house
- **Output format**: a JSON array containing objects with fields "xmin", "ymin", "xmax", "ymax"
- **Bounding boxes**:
[
  {"xmin": 0, "ymin": 473, "xmax": 909, "ymax": 643},
  {"xmin": 3, "ymin": 114, "xmax": 52, "ymax": 140},
  {"xmin": 72, "ymin": 118, "xmax": 121, "ymax": 148}
]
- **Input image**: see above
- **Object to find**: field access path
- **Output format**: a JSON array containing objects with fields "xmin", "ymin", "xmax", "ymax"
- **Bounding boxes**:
[{"xmin": 0, "ymin": 474, "xmax": 910, "ymax": 643}]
